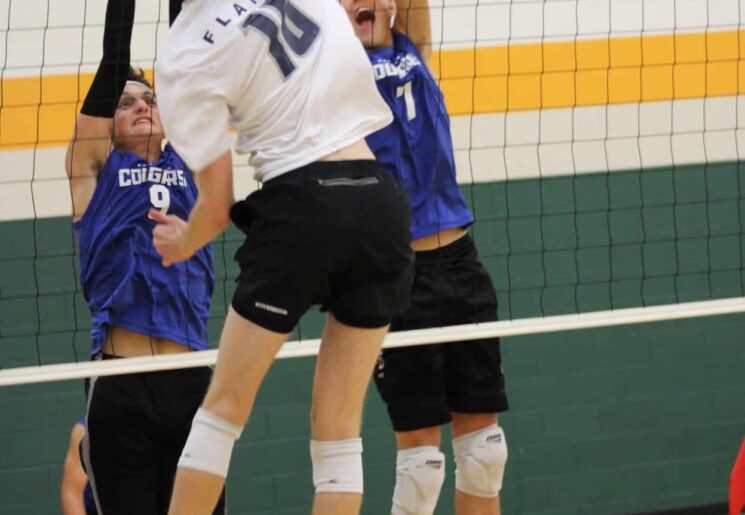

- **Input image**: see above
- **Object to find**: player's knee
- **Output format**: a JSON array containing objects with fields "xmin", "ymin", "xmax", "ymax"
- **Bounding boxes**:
[
  {"xmin": 391, "ymin": 446, "xmax": 445, "ymax": 515},
  {"xmin": 310, "ymin": 438, "xmax": 363, "ymax": 494},
  {"xmin": 177, "ymin": 408, "xmax": 243, "ymax": 478},
  {"xmin": 452, "ymin": 423, "xmax": 507, "ymax": 498},
  {"xmin": 203, "ymin": 381, "xmax": 248, "ymax": 417}
]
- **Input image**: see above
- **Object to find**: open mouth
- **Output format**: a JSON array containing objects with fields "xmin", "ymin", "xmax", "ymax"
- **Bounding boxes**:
[{"xmin": 354, "ymin": 6, "xmax": 376, "ymax": 25}]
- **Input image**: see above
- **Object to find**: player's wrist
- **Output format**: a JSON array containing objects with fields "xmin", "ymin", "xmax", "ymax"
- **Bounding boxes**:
[{"xmin": 175, "ymin": 221, "xmax": 198, "ymax": 262}]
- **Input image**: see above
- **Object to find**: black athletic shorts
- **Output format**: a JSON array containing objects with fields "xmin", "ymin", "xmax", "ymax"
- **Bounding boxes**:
[
  {"xmin": 230, "ymin": 160, "xmax": 414, "ymax": 333},
  {"xmin": 373, "ymin": 233, "xmax": 509, "ymax": 432},
  {"xmin": 82, "ymin": 360, "xmax": 226, "ymax": 515}
]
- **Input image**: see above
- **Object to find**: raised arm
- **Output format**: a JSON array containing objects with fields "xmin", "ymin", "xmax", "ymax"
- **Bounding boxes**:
[
  {"xmin": 169, "ymin": 0, "xmax": 182, "ymax": 26},
  {"xmin": 65, "ymin": 0, "xmax": 135, "ymax": 221},
  {"xmin": 393, "ymin": 0, "xmax": 432, "ymax": 68}
]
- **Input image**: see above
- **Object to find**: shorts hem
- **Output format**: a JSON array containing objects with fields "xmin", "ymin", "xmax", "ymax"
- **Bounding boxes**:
[
  {"xmin": 388, "ymin": 411, "xmax": 453, "ymax": 433},
  {"xmin": 385, "ymin": 398, "xmax": 509, "ymax": 432},
  {"xmin": 231, "ymin": 298, "xmax": 296, "ymax": 334},
  {"xmin": 331, "ymin": 309, "xmax": 391, "ymax": 329},
  {"xmin": 448, "ymin": 395, "xmax": 509, "ymax": 415}
]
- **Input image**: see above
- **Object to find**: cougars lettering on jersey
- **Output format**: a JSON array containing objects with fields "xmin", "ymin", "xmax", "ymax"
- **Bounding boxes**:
[
  {"xmin": 118, "ymin": 166, "xmax": 187, "ymax": 188},
  {"xmin": 365, "ymin": 33, "xmax": 474, "ymax": 241},
  {"xmin": 74, "ymin": 145, "xmax": 214, "ymax": 356},
  {"xmin": 371, "ymin": 53, "xmax": 423, "ymax": 81}
]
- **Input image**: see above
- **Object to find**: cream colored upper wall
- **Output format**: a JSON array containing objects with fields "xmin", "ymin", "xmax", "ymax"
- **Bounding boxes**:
[
  {"xmin": 0, "ymin": 0, "xmax": 169, "ymax": 77},
  {"xmin": 0, "ymin": 0, "xmax": 743, "ymax": 78},
  {"xmin": 434, "ymin": 0, "xmax": 744, "ymax": 51},
  {"xmin": 1, "ymin": 0, "xmax": 745, "ymax": 221}
]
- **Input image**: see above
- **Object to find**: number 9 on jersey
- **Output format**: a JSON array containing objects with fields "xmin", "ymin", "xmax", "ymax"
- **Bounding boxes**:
[{"xmin": 149, "ymin": 184, "xmax": 171, "ymax": 214}]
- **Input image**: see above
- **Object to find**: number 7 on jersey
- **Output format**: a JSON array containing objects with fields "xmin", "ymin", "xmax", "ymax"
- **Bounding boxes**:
[{"xmin": 397, "ymin": 81, "xmax": 417, "ymax": 121}]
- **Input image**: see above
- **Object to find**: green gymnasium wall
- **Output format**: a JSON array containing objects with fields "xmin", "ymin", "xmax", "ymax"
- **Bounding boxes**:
[
  {"xmin": 2, "ymin": 165, "xmax": 745, "ymax": 514},
  {"xmin": 3, "ymin": 2, "xmax": 745, "ymax": 513}
]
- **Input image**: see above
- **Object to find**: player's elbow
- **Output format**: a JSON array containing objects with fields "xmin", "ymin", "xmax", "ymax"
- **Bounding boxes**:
[
  {"xmin": 204, "ymin": 201, "xmax": 231, "ymax": 230},
  {"xmin": 64, "ymin": 153, "xmax": 74, "ymax": 180},
  {"xmin": 201, "ymin": 189, "xmax": 234, "ymax": 231},
  {"xmin": 212, "ymin": 210, "xmax": 231, "ymax": 231}
]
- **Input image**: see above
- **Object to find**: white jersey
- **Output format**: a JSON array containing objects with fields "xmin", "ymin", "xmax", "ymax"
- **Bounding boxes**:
[{"xmin": 156, "ymin": 0, "xmax": 393, "ymax": 182}]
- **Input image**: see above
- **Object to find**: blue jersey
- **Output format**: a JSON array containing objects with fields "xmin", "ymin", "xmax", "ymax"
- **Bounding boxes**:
[
  {"xmin": 74, "ymin": 145, "xmax": 214, "ymax": 356},
  {"xmin": 366, "ymin": 32, "xmax": 474, "ymax": 240}
]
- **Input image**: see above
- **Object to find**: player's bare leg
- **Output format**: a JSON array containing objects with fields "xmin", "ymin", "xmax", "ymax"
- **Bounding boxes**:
[
  {"xmin": 452, "ymin": 412, "xmax": 503, "ymax": 515},
  {"xmin": 168, "ymin": 307, "xmax": 289, "ymax": 515},
  {"xmin": 310, "ymin": 313, "xmax": 388, "ymax": 515},
  {"xmin": 395, "ymin": 425, "xmax": 442, "ymax": 450}
]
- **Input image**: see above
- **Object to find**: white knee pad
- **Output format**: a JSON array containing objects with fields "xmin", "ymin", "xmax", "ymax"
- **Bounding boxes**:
[
  {"xmin": 310, "ymin": 438, "xmax": 364, "ymax": 494},
  {"xmin": 178, "ymin": 408, "xmax": 243, "ymax": 478},
  {"xmin": 452, "ymin": 423, "xmax": 507, "ymax": 498},
  {"xmin": 391, "ymin": 446, "xmax": 446, "ymax": 515}
]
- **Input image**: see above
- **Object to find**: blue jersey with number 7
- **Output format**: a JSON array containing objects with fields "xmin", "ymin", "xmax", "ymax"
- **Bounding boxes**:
[
  {"xmin": 74, "ymin": 145, "xmax": 214, "ymax": 356},
  {"xmin": 365, "ymin": 32, "xmax": 474, "ymax": 241}
]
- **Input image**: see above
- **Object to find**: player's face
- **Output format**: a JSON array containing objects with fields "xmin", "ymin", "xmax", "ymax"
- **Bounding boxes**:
[
  {"xmin": 341, "ymin": 0, "xmax": 396, "ymax": 49},
  {"xmin": 113, "ymin": 84, "xmax": 164, "ymax": 147}
]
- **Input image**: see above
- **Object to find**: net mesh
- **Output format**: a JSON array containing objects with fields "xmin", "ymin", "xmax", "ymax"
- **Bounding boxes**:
[
  {"xmin": 1, "ymin": 0, "xmax": 745, "ymax": 383},
  {"xmin": 2, "ymin": 2, "xmax": 745, "ymax": 515}
]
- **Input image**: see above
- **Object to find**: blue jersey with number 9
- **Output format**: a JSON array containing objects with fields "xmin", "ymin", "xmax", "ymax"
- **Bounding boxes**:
[
  {"xmin": 74, "ymin": 145, "xmax": 214, "ymax": 356},
  {"xmin": 365, "ymin": 32, "xmax": 474, "ymax": 241}
]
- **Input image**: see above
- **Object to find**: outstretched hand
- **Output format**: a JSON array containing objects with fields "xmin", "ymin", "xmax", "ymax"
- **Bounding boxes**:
[{"xmin": 150, "ymin": 209, "xmax": 191, "ymax": 267}]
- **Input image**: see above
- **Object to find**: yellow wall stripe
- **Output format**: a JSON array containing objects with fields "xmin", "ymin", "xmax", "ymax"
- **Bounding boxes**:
[
  {"xmin": 0, "ymin": 31, "xmax": 742, "ymax": 151},
  {"xmin": 434, "ymin": 29, "xmax": 744, "ymax": 115}
]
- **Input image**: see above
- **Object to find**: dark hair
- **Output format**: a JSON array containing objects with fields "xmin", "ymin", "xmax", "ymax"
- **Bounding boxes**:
[{"xmin": 127, "ymin": 66, "xmax": 153, "ymax": 89}]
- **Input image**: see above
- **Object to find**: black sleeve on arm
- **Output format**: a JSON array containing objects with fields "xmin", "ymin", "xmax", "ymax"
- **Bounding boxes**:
[
  {"xmin": 169, "ymin": 0, "xmax": 182, "ymax": 26},
  {"xmin": 80, "ymin": 0, "xmax": 136, "ymax": 118}
]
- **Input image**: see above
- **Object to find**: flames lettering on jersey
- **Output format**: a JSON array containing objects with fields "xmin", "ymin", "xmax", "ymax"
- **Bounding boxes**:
[
  {"xmin": 118, "ymin": 167, "xmax": 187, "ymax": 188},
  {"xmin": 372, "ymin": 53, "xmax": 422, "ymax": 81},
  {"xmin": 203, "ymin": 2, "xmax": 253, "ymax": 44}
]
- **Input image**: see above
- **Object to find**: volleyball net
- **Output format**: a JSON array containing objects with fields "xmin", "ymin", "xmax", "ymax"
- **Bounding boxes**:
[{"xmin": 2, "ymin": 0, "xmax": 745, "ymax": 386}]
